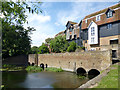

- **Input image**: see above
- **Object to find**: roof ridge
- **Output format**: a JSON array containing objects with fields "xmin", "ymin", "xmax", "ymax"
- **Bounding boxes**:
[{"xmin": 84, "ymin": 3, "xmax": 120, "ymax": 19}]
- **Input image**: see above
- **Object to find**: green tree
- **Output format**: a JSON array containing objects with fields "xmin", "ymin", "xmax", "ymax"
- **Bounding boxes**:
[
  {"xmin": 38, "ymin": 43, "xmax": 49, "ymax": 54},
  {"xmin": 50, "ymin": 35, "xmax": 69, "ymax": 53},
  {"xmin": 1, "ymin": 0, "xmax": 42, "ymax": 59},
  {"xmin": 30, "ymin": 46, "xmax": 39, "ymax": 54},
  {"xmin": 45, "ymin": 38, "xmax": 54, "ymax": 44},
  {"xmin": 67, "ymin": 41, "xmax": 77, "ymax": 52}
]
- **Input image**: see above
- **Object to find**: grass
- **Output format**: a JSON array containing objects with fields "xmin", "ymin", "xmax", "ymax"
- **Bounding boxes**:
[
  {"xmin": 77, "ymin": 75, "xmax": 86, "ymax": 79},
  {"xmin": 95, "ymin": 64, "xmax": 119, "ymax": 88},
  {"xmin": 25, "ymin": 66, "xmax": 43, "ymax": 72},
  {"xmin": 45, "ymin": 67, "xmax": 63, "ymax": 72},
  {"xmin": 1, "ymin": 64, "xmax": 24, "ymax": 71}
]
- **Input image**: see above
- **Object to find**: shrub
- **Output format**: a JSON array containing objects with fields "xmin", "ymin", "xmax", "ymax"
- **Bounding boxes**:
[
  {"xmin": 25, "ymin": 66, "xmax": 43, "ymax": 72},
  {"xmin": 67, "ymin": 41, "xmax": 77, "ymax": 52},
  {"xmin": 45, "ymin": 67, "xmax": 63, "ymax": 72}
]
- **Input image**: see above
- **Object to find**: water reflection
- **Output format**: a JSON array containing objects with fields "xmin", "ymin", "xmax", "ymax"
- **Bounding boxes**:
[{"xmin": 2, "ymin": 71, "xmax": 89, "ymax": 89}]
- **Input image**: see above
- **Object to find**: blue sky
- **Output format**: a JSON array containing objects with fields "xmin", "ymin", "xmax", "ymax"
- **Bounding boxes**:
[{"xmin": 23, "ymin": 1, "xmax": 118, "ymax": 47}]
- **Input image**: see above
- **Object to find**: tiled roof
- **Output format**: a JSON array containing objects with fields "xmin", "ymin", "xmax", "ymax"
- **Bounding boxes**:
[
  {"xmin": 66, "ymin": 21, "xmax": 77, "ymax": 26},
  {"xmin": 82, "ymin": 3, "xmax": 120, "ymax": 30},
  {"xmin": 84, "ymin": 3, "xmax": 120, "ymax": 19}
]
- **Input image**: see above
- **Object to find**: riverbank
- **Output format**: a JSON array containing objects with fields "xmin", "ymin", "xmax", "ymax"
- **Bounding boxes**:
[
  {"xmin": 94, "ymin": 63, "xmax": 119, "ymax": 88},
  {"xmin": 77, "ymin": 63, "xmax": 119, "ymax": 89}
]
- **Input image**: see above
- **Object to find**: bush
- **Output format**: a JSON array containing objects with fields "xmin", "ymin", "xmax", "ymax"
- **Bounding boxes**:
[
  {"xmin": 38, "ymin": 43, "xmax": 49, "ymax": 54},
  {"xmin": 45, "ymin": 67, "xmax": 63, "ymax": 72},
  {"xmin": 67, "ymin": 41, "xmax": 77, "ymax": 52},
  {"xmin": 25, "ymin": 66, "xmax": 43, "ymax": 72},
  {"xmin": 75, "ymin": 46, "xmax": 85, "ymax": 52}
]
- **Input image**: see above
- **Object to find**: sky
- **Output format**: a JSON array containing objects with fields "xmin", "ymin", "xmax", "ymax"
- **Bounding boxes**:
[{"xmin": 23, "ymin": 1, "xmax": 119, "ymax": 47}]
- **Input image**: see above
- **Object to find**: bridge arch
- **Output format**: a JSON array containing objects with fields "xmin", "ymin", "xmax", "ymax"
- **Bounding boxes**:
[
  {"xmin": 88, "ymin": 69, "xmax": 100, "ymax": 79},
  {"xmin": 76, "ymin": 67, "xmax": 86, "ymax": 76},
  {"xmin": 40, "ymin": 63, "xmax": 44, "ymax": 70}
]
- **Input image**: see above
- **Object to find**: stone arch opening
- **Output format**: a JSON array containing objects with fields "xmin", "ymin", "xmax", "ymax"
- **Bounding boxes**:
[
  {"xmin": 28, "ymin": 62, "xmax": 30, "ymax": 66},
  {"xmin": 88, "ymin": 69, "xmax": 100, "ymax": 79},
  {"xmin": 76, "ymin": 67, "xmax": 86, "ymax": 76},
  {"xmin": 32, "ymin": 63, "xmax": 34, "ymax": 66},
  {"xmin": 45, "ymin": 64, "xmax": 48, "ymax": 68},
  {"xmin": 40, "ymin": 63, "xmax": 44, "ymax": 70}
]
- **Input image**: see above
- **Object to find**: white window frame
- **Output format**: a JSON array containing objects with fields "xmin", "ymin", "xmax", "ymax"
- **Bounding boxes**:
[
  {"xmin": 91, "ymin": 27, "xmax": 95, "ymax": 36},
  {"xmin": 96, "ymin": 15, "xmax": 101, "ymax": 21},
  {"xmin": 85, "ymin": 19, "xmax": 87, "ymax": 23}
]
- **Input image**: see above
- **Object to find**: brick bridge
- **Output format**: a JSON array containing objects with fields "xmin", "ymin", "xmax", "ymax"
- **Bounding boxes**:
[{"xmin": 28, "ymin": 50, "xmax": 112, "ymax": 75}]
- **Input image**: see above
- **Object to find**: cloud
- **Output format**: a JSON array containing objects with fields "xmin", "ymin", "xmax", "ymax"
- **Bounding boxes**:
[
  {"xmin": 29, "ymin": 23, "xmax": 56, "ymax": 47},
  {"xmin": 24, "ymin": 12, "xmax": 56, "ymax": 47},
  {"xmin": 27, "ymin": 13, "xmax": 51, "ymax": 23},
  {"xmin": 55, "ymin": 2, "xmax": 116, "ymax": 26}
]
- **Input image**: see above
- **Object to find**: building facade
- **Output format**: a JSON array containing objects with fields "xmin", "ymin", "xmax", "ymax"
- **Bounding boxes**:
[
  {"xmin": 65, "ymin": 3, "xmax": 120, "ymax": 59},
  {"xmin": 65, "ymin": 21, "xmax": 83, "ymax": 47}
]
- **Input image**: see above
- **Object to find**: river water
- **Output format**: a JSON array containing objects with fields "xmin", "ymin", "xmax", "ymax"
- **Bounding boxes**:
[{"xmin": 2, "ymin": 71, "xmax": 89, "ymax": 89}]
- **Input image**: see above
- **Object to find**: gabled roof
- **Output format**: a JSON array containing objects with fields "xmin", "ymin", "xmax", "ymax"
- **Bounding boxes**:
[
  {"xmin": 66, "ymin": 21, "xmax": 77, "ymax": 27},
  {"xmin": 87, "ymin": 21, "xmax": 97, "ymax": 29},
  {"xmin": 105, "ymin": 8, "xmax": 115, "ymax": 14},
  {"xmin": 84, "ymin": 3, "xmax": 120, "ymax": 19}
]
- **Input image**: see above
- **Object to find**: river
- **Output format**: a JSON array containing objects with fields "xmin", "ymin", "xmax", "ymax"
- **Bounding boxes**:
[{"xmin": 2, "ymin": 71, "xmax": 89, "ymax": 89}]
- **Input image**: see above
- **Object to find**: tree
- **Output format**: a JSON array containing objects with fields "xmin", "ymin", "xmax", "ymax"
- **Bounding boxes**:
[
  {"xmin": 50, "ymin": 35, "xmax": 69, "ymax": 53},
  {"xmin": 67, "ymin": 41, "xmax": 77, "ymax": 52},
  {"xmin": 45, "ymin": 38, "xmax": 54, "ymax": 44},
  {"xmin": 30, "ymin": 46, "xmax": 39, "ymax": 54},
  {"xmin": 38, "ymin": 43, "xmax": 49, "ymax": 54},
  {"xmin": 1, "ymin": 0, "xmax": 42, "ymax": 59}
]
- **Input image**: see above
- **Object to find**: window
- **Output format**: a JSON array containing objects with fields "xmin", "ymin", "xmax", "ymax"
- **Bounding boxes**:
[
  {"xmin": 70, "ymin": 35, "xmax": 72, "ymax": 40},
  {"xmin": 69, "ymin": 27, "xmax": 73, "ymax": 32},
  {"xmin": 110, "ymin": 39, "xmax": 118, "ymax": 44},
  {"xmin": 91, "ymin": 27, "xmax": 95, "ymax": 36},
  {"xmin": 96, "ymin": 15, "xmax": 101, "ymax": 21},
  {"xmin": 85, "ymin": 19, "xmax": 87, "ymax": 23},
  {"xmin": 91, "ymin": 37, "xmax": 95, "ymax": 43},
  {"xmin": 107, "ymin": 11, "xmax": 113, "ymax": 18},
  {"xmin": 74, "ymin": 35, "xmax": 76, "ymax": 39},
  {"xmin": 107, "ymin": 23, "xmax": 112, "ymax": 29}
]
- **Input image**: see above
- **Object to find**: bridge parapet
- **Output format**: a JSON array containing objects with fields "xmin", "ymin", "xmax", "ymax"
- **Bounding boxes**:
[{"xmin": 29, "ymin": 50, "xmax": 112, "ymax": 73}]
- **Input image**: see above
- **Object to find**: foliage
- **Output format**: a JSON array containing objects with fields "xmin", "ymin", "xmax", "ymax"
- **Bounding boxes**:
[
  {"xmin": 67, "ymin": 41, "xmax": 77, "ymax": 52},
  {"xmin": 25, "ymin": 66, "xmax": 43, "ymax": 72},
  {"xmin": 1, "ymin": 0, "xmax": 42, "ymax": 58},
  {"xmin": 30, "ymin": 46, "xmax": 39, "ymax": 54},
  {"xmin": 45, "ymin": 38, "xmax": 54, "ymax": 44},
  {"xmin": 45, "ymin": 67, "xmax": 63, "ymax": 72},
  {"xmin": 2, "ymin": 23, "xmax": 35, "ymax": 58},
  {"xmin": 50, "ymin": 35, "xmax": 69, "ymax": 53},
  {"xmin": 38, "ymin": 43, "xmax": 49, "ymax": 54},
  {"xmin": 75, "ymin": 46, "xmax": 85, "ymax": 52}
]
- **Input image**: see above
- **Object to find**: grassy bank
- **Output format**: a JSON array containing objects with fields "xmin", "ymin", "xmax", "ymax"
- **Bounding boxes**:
[
  {"xmin": 25, "ymin": 66, "xmax": 43, "ymax": 72},
  {"xmin": 1, "ymin": 64, "xmax": 25, "ymax": 71},
  {"xmin": 95, "ymin": 64, "xmax": 119, "ymax": 88},
  {"xmin": 45, "ymin": 67, "xmax": 63, "ymax": 72},
  {"xmin": 25, "ymin": 66, "xmax": 63, "ymax": 72}
]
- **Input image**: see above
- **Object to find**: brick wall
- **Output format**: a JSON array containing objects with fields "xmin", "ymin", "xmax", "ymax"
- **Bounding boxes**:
[{"xmin": 29, "ymin": 50, "xmax": 112, "ymax": 72}]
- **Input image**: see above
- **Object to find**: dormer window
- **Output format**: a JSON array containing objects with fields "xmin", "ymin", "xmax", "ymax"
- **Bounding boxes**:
[
  {"xmin": 96, "ymin": 15, "xmax": 100, "ymax": 21},
  {"xmin": 105, "ymin": 8, "xmax": 114, "ymax": 18},
  {"xmin": 107, "ymin": 11, "xmax": 113, "ymax": 18}
]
